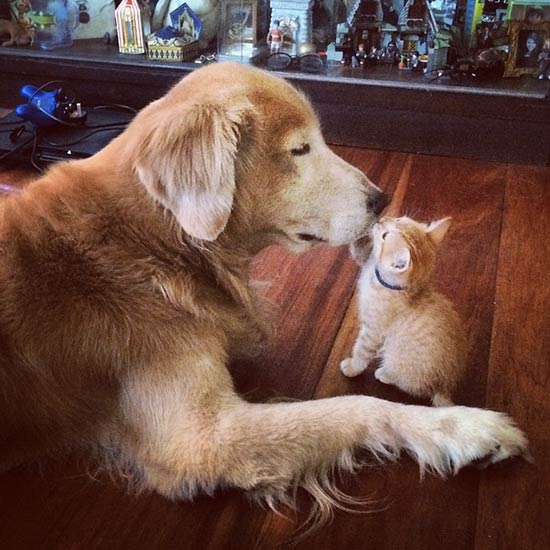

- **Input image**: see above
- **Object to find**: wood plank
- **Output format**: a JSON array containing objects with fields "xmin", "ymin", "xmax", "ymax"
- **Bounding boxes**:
[
  {"xmin": 252, "ymin": 155, "xmax": 510, "ymax": 549},
  {"xmin": 475, "ymin": 166, "xmax": 550, "ymax": 550}
]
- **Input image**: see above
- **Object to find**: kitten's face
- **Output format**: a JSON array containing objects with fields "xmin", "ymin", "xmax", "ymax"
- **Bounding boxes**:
[{"xmin": 372, "ymin": 216, "xmax": 452, "ymax": 288}]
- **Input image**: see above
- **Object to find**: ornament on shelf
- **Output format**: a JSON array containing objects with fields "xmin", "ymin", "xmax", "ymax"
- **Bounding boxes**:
[
  {"xmin": 146, "ymin": 4, "xmax": 202, "ymax": 62},
  {"xmin": 169, "ymin": 2, "xmax": 203, "ymax": 42},
  {"xmin": 115, "ymin": 0, "xmax": 151, "ymax": 54},
  {"xmin": 152, "ymin": 0, "xmax": 214, "ymax": 48},
  {"xmin": 146, "ymin": 25, "xmax": 200, "ymax": 61}
]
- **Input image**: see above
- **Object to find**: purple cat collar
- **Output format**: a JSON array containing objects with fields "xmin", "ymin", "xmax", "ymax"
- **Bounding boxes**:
[{"xmin": 375, "ymin": 267, "xmax": 404, "ymax": 291}]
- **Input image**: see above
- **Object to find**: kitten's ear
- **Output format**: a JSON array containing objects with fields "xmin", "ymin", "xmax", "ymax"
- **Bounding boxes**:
[
  {"xmin": 427, "ymin": 217, "xmax": 452, "ymax": 247},
  {"xmin": 390, "ymin": 247, "xmax": 411, "ymax": 272}
]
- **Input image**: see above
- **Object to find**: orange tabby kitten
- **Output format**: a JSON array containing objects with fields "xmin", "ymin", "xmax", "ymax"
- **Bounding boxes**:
[{"xmin": 340, "ymin": 216, "xmax": 468, "ymax": 407}]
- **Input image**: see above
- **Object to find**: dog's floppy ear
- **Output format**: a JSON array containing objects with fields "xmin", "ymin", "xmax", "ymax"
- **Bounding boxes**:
[{"xmin": 134, "ymin": 98, "xmax": 254, "ymax": 241}]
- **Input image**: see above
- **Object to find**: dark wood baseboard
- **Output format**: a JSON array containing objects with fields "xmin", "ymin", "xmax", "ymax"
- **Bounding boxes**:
[{"xmin": 1, "ymin": 40, "xmax": 550, "ymax": 165}]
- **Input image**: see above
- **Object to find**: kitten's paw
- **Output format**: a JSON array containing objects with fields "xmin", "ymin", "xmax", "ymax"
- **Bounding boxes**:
[
  {"xmin": 340, "ymin": 358, "xmax": 366, "ymax": 378},
  {"xmin": 374, "ymin": 366, "xmax": 394, "ymax": 385}
]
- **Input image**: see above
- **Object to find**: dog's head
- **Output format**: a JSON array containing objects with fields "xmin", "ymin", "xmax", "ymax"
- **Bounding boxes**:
[{"xmin": 127, "ymin": 63, "xmax": 387, "ymax": 252}]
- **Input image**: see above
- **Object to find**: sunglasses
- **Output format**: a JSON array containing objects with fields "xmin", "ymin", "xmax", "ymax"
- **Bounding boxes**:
[{"xmin": 264, "ymin": 52, "xmax": 326, "ymax": 74}]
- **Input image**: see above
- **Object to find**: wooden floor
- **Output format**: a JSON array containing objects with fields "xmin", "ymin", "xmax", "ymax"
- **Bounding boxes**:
[{"xmin": 0, "ymin": 148, "xmax": 549, "ymax": 550}]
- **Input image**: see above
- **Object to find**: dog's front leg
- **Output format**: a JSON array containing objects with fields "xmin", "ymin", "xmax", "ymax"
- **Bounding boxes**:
[
  {"xmin": 113, "ymin": 353, "xmax": 528, "ymax": 508},
  {"xmin": 217, "ymin": 398, "xmax": 528, "ymax": 496}
]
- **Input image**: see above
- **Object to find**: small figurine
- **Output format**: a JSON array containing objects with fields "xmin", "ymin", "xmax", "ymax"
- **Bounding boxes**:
[
  {"xmin": 340, "ymin": 33, "xmax": 354, "ymax": 66},
  {"xmin": 380, "ymin": 40, "xmax": 399, "ymax": 65},
  {"xmin": 536, "ymin": 38, "xmax": 550, "ymax": 80},
  {"xmin": 410, "ymin": 50, "xmax": 421, "ymax": 71},
  {"xmin": 368, "ymin": 45, "xmax": 379, "ymax": 66},
  {"xmin": 0, "ymin": 18, "xmax": 33, "ymax": 47},
  {"xmin": 476, "ymin": 24, "xmax": 493, "ymax": 50},
  {"xmin": 355, "ymin": 42, "xmax": 368, "ymax": 67},
  {"xmin": 267, "ymin": 19, "xmax": 283, "ymax": 53}
]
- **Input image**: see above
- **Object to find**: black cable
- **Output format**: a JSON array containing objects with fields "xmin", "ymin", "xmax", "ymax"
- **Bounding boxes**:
[
  {"xmin": 30, "ymin": 129, "xmax": 43, "ymax": 173},
  {"xmin": 24, "ymin": 80, "xmax": 86, "ymax": 128},
  {"xmin": 11, "ymin": 82, "xmax": 136, "ymax": 129},
  {"xmin": 82, "ymin": 121, "xmax": 131, "ymax": 130},
  {"xmin": 0, "ymin": 119, "xmax": 26, "ymax": 126},
  {"xmin": 0, "ymin": 127, "xmax": 30, "ymax": 136},
  {"xmin": 92, "ymin": 104, "xmax": 137, "ymax": 114},
  {"xmin": 29, "ymin": 104, "xmax": 86, "ymax": 127},
  {"xmin": 28, "ymin": 106, "xmax": 132, "ymax": 129},
  {"xmin": 28, "ymin": 80, "xmax": 74, "ymax": 103},
  {"xmin": 0, "ymin": 135, "xmax": 35, "ymax": 161},
  {"xmin": 42, "ymin": 125, "xmax": 127, "ymax": 147},
  {"xmin": 1, "ymin": 82, "xmax": 134, "ymax": 167}
]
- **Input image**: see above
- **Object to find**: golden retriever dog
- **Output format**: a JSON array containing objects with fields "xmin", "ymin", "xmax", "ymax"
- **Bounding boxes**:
[{"xmin": 0, "ymin": 63, "xmax": 527, "ymax": 518}]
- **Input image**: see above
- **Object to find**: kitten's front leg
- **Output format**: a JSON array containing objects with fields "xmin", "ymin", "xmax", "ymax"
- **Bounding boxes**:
[{"xmin": 340, "ymin": 326, "xmax": 380, "ymax": 377}]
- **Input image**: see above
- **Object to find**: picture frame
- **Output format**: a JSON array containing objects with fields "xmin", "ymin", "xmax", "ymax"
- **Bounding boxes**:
[
  {"xmin": 507, "ymin": 1, "xmax": 550, "ymax": 24},
  {"xmin": 224, "ymin": 0, "xmax": 257, "ymax": 44},
  {"xmin": 504, "ymin": 20, "xmax": 550, "ymax": 77}
]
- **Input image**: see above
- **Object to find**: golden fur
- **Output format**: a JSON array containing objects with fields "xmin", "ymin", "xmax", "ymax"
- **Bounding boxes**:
[
  {"xmin": 341, "ymin": 216, "xmax": 468, "ymax": 406},
  {"xmin": 0, "ymin": 63, "xmax": 527, "ymax": 523}
]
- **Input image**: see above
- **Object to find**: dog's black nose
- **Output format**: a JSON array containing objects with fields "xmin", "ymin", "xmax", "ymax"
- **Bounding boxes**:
[{"xmin": 367, "ymin": 190, "xmax": 389, "ymax": 216}]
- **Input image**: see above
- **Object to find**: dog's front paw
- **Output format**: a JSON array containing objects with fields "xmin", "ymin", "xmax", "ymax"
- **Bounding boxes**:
[
  {"xmin": 340, "ymin": 357, "xmax": 366, "ymax": 378},
  {"xmin": 474, "ymin": 411, "xmax": 530, "ymax": 465},
  {"xmin": 434, "ymin": 408, "xmax": 530, "ymax": 471}
]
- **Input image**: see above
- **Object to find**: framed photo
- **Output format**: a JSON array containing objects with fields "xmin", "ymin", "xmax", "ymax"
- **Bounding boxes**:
[
  {"xmin": 224, "ymin": 1, "xmax": 257, "ymax": 43},
  {"xmin": 507, "ymin": 3, "xmax": 550, "ymax": 25},
  {"xmin": 504, "ymin": 20, "xmax": 550, "ymax": 77}
]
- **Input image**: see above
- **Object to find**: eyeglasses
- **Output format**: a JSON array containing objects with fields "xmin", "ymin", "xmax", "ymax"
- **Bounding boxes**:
[{"xmin": 264, "ymin": 52, "xmax": 326, "ymax": 74}]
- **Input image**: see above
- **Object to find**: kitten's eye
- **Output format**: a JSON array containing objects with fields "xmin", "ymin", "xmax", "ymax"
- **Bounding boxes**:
[
  {"xmin": 290, "ymin": 144, "xmax": 311, "ymax": 156},
  {"xmin": 381, "ymin": 231, "xmax": 389, "ymax": 240}
]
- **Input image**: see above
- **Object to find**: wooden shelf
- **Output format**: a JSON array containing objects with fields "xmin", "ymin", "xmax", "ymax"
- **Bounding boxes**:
[{"xmin": 1, "ymin": 40, "xmax": 550, "ymax": 165}]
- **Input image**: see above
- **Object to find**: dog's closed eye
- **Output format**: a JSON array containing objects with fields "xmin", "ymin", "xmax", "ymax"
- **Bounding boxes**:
[{"xmin": 290, "ymin": 144, "xmax": 310, "ymax": 156}]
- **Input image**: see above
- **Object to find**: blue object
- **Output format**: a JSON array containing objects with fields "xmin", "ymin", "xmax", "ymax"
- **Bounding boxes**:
[
  {"xmin": 169, "ymin": 3, "xmax": 202, "ymax": 41},
  {"xmin": 15, "ymin": 85, "xmax": 60, "ymax": 127},
  {"xmin": 154, "ymin": 25, "xmax": 182, "ymax": 40}
]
